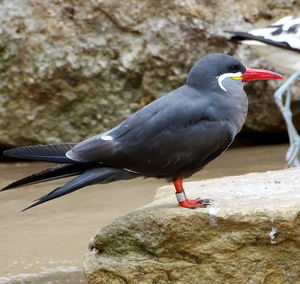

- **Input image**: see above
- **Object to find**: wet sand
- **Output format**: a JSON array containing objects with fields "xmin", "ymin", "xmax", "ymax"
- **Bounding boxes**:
[{"xmin": 0, "ymin": 144, "xmax": 289, "ymax": 283}]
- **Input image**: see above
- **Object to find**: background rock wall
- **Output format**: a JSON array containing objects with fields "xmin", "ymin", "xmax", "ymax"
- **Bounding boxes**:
[{"xmin": 0, "ymin": 0, "xmax": 299, "ymax": 147}]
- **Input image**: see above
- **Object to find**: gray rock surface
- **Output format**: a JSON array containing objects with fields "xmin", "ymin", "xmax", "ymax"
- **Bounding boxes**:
[
  {"xmin": 84, "ymin": 168, "xmax": 300, "ymax": 283},
  {"xmin": 0, "ymin": 0, "xmax": 299, "ymax": 147}
]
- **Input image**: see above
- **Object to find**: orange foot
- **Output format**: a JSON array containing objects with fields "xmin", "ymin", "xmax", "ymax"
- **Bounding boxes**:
[{"xmin": 178, "ymin": 198, "xmax": 212, "ymax": 209}]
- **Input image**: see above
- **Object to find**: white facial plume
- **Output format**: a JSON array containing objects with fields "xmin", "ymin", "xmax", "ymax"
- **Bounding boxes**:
[{"xmin": 217, "ymin": 72, "xmax": 242, "ymax": 92}]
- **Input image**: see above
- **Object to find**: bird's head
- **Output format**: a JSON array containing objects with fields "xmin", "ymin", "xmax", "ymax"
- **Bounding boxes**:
[{"xmin": 187, "ymin": 53, "xmax": 283, "ymax": 92}]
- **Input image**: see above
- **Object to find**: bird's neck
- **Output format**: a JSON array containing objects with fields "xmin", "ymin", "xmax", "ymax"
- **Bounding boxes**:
[{"xmin": 225, "ymin": 90, "xmax": 248, "ymax": 134}]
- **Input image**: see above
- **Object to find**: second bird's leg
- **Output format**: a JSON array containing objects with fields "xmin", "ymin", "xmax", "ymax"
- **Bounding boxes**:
[
  {"xmin": 173, "ymin": 178, "xmax": 211, "ymax": 209},
  {"xmin": 274, "ymin": 71, "xmax": 300, "ymax": 167}
]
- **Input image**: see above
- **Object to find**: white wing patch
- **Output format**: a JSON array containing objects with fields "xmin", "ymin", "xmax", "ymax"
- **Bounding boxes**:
[
  {"xmin": 65, "ymin": 149, "xmax": 79, "ymax": 161},
  {"xmin": 123, "ymin": 168, "xmax": 141, "ymax": 174},
  {"xmin": 241, "ymin": 40, "xmax": 266, "ymax": 46},
  {"xmin": 217, "ymin": 72, "xmax": 242, "ymax": 92},
  {"xmin": 101, "ymin": 135, "xmax": 113, "ymax": 141}
]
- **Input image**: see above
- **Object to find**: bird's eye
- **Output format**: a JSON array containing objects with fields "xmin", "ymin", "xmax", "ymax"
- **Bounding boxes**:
[{"xmin": 229, "ymin": 65, "xmax": 239, "ymax": 73}]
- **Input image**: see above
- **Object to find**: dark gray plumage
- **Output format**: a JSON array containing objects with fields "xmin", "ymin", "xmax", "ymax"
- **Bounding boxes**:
[
  {"xmin": 66, "ymin": 55, "xmax": 248, "ymax": 178},
  {"xmin": 1, "ymin": 53, "xmax": 282, "ymax": 210}
]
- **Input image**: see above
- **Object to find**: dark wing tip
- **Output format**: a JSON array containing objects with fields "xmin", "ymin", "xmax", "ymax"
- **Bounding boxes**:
[
  {"xmin": 3, "ymin": 148, "xmax": 18, "ymax": 158},
  {"xmin": 21, "ymin": 201, "xmax": 42, "ymax": 212},
  {"xmin": 21, "ymin": 203, "xmax": 37, "ymax": 212},
  {"xmin": 223, "ymin": 30, "xmax": 251, "ymax": 40},
  {"xmin": 0, "ymin": 164, "xmax": 86, "ymax": 192},
  {"xmin": 2, "ymin": 144, "xmax": 78, "ymax": 163},
  {"xmin": 21, "ymin": 187, "xmax": 61, "ymax": 212},
  {"xmin": 1, "ymin": 184, "xmax": 16, "ymax": 191}
]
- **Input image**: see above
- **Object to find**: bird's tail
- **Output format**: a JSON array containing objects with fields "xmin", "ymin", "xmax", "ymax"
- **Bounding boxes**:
[
  {"xmin": 2, "ymin": 144, "xmax": 139, "ymax": 211},
  {"xmin": 3, "ymin": 143, "xmax": 77, "ymax": 163},
  {"xmin": 1, "ymin": 164, "xmax": 138, "ymax": 211},
  {"xmin": 1, "ymin": 164, "xmax": 90, "ymax": 191},
  {"xmin": 21, "ymin": 167, "xmax": 138, "ymax": 211}
]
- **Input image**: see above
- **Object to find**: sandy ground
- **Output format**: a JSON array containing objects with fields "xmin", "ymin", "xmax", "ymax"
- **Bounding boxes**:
[{"xmin": 0, "ymin": 144, "xmax": 288, "ymax": 283}]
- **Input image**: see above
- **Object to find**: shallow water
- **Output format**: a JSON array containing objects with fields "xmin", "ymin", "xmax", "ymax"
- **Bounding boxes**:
[{"xmin": 0, "ymin": 144, "xmax": 289, "ymax": 283}]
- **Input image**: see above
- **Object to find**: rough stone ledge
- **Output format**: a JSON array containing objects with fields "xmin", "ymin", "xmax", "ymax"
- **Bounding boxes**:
[{"xmin": 84, "ymin": 168, "xmax": 300, "ymax": 284}]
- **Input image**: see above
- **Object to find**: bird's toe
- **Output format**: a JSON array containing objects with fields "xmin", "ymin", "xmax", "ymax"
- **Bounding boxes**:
[{"xmin": 178, "ymin": 198, "xmax": 212, "ymax": 209}]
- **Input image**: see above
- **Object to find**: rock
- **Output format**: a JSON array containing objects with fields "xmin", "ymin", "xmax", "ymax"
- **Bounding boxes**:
[
  {"xmin": 0, "ymin": 0, "xmax": 299, "ymax": 147},
  {"xmin": 83, "ymin": 168, "xmax": 300, "ymax": 284}
]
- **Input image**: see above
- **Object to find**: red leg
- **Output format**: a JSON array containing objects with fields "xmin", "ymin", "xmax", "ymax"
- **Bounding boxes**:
[{"xmin": 173, "ymin": 178, "xmax": 211, "ymax": 209}]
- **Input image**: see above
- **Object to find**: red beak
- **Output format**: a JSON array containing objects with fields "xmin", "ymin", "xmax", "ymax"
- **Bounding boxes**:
[{"xmin": 241, "ymin": 67, "xmax": 283, "ymax": 82}]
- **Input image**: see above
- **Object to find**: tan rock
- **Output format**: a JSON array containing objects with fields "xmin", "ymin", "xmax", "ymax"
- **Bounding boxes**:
[
  {"xmin": 84, "ymin": 168, "xmax": 300, "ymax": 283},
  {"xmin": 1, "ymin": 0, "xmax": 299, "ymax": 147}
]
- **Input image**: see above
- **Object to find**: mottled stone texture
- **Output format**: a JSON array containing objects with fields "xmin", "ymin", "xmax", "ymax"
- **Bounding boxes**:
[
  {"xmin": 84, "ymin": 168, "xmax": 300, "ymax": 283},
  {"xmin": 0, "ymin": 0, "xmax": 299, "ymax": 147}
]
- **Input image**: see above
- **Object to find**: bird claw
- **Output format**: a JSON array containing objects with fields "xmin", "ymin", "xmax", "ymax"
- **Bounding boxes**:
[
  {"xmin": 191, "ymin": 198, "xmax": 212, "ymax": 204},
  {"xmin": 178, "ymin": 198, "xmax": 212, "ymax": 209}
]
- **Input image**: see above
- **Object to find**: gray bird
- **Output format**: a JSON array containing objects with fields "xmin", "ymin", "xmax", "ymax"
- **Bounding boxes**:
[{"xmin": 1, "ymin": 54, "xmax": 282, "ymax": 211}]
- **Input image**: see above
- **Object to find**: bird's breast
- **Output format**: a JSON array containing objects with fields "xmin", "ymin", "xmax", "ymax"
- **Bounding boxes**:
[
  {"xmin": 212, "ymin": 89, "xmax": 248, "ymax": 135},
  {"xmin": 229, "ymin": 92, "xmax": 248, "ymax": 134}
]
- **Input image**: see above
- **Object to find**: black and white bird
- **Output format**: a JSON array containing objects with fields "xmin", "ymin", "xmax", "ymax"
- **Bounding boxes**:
[
  {"xmin": 226, "ymin": 16, "xmax": 300, "ymax": 167},
  {"xmin": 1, "ymin": 54, "xmax": 282, "ymax": 211}
]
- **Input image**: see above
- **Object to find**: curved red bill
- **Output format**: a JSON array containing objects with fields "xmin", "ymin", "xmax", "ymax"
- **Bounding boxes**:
[{"xmin": 242, "ymin": 67, "xmax": 283, "ymax": 82}]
